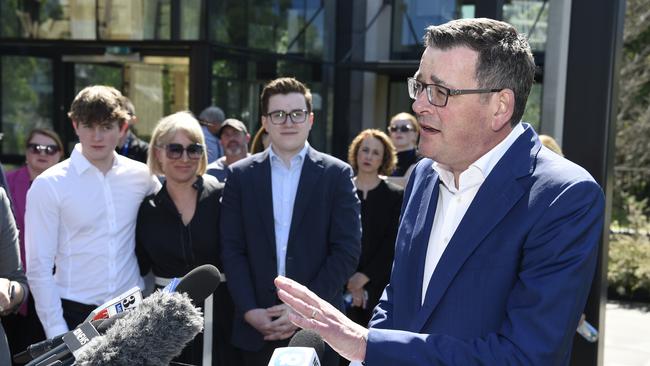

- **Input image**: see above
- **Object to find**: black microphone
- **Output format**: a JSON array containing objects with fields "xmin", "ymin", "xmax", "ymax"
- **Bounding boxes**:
[
  {"xmin": 267, "ymin": 329, "xmax": 325, "ymax": 366},
  {"xmin": 173, "ymin": 264, "xmax": 222, "ymax": 304},
  {"xmin": 25, "ymin": 320, "xmax": 101, "ymax": 366},
  {"xmin": 72, "ymin": 290, "xmax": 203, "ymax": 365},
  {"xmin": 14, "ymin": 315, "xmax": 125, "ymax": 365}
]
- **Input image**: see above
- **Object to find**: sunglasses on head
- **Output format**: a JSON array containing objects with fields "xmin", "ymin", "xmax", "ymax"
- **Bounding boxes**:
[
  {"xmin": 388, "ymin": 125, "xmax": 414, "ymax": 133},
  {"xmin": 161, "ymin": 143, "xmax": 204, "ymax": 160},
  {"xmin": 27, "ymin": 143, "xmax": 60, "ymax": 156}
]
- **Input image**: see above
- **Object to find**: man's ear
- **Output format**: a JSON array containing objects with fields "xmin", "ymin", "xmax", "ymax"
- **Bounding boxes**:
[
  {"xmin": 72, "ymin": 120, "xmax": 80, "ymax": 136},
  {"xmin": 491, "ymin": 88, "xmax": 515, "ymax": 131},
  {"xmin": 120, "ymin": 121, "xmax": 130, "ymax": 134}
]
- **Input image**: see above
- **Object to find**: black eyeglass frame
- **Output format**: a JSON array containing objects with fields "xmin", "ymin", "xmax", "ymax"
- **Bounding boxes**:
[
  {"xmin": 264, "ymin": 109, "xmax": 310, "ymax": 125},
  {"xmin": 158, "ymin": 143, "xmax": 205, "ymax": 160},
  {"xmin": 407, "ymin": 77, "xmax": 503, "ymax": 107}
]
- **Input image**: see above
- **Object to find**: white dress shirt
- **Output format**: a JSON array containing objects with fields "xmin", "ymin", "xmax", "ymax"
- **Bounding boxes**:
[
  {"xmin": 269, "ymin": 143, "xmax": 309, "ymax": 277},
  {"xmin": 421, "ymin": 123, "xmax": 525, "ymax": 304},
  {"xmin": 25, "ymin": 145, "xmax": 161, "ymax": 337}
]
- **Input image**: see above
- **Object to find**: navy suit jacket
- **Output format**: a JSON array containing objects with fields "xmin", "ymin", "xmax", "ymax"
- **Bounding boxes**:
[
  {"xmin": 366, "ymin": 125, "xmax": 604, "ymax": 365},
  {"xmin": 221, "ymin": 146, "xmax": 361, "ymax": 351}
]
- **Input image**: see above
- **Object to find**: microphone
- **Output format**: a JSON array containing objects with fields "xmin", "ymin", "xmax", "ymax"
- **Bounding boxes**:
[
  {"xmin": 267, "ymin": 329, "xmax": 324, "ymax": 366},
  {"xmin": 15, "ymin": 286, "xmax": 142, "ymax": 364},
  {"xmin": 73, "ymin": 290, "xmax": 203, "ymax": 365},
  {"xmin": 170, "ymin": 264, "xmax": 222, "ymax": 304},
  {"xmin": 15, "ymin": 265, "xmax": 220, "ymax": 364},
  {"xmin": 25, "ymin": 321, "xmax": 101, "ymax": 366},
  {"xmin": 84, "ymin": 286, "xmax": 143, "ymax": 322}
]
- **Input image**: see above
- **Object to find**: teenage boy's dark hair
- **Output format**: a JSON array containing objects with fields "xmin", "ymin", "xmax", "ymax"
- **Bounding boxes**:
[
  {"xmin": 68, "ymin": 85, "xmax": 130, "ymax": 127},
  {"xmin": 260, "ymin": 77, "xmax": 312, "ymax": 115}
]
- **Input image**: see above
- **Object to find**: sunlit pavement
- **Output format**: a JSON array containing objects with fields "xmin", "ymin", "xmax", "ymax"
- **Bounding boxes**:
[{"xmin": 604, "ymin": 301, "xmax": 650, "ymax": 366}]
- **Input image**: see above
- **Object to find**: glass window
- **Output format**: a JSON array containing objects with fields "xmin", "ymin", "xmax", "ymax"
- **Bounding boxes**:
[
  {"xmin": 211, "ymin": 0, "xmax": 329, "ymax": 58},
  {"xmin": 502, "ymin": 0, "xmax": 548, "ymax": 52},
  {"xmin": 1, "ymin": 56, "xmax": 53, "ymax": 155},
  {"xmin": 391, "ymin": 0, "xmax": 458, "ymax": 59},
  {"xmin": 522, "ymin": 82, "xmax": 542, "ymax": 130},
  {"xmin": 180, "ymin": 0, "xmax": 201, "ymax": 40},
  {"xmin": 74, "ymin": 64, "xmax": 123, "ymax": 93}
]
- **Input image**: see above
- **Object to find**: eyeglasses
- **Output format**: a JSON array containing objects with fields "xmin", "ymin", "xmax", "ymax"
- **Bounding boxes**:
[
  {"xmin": 388, "ymin": 125, "xmax": 414, "ymax": 133},
  {"xmin": 407, "ymin": 77, "xmax": 503, "ymax": 107},
  {"xmin": 160, "ymin": 143, "xmax": 204, "ymax": 160},
  {"xmin": 265, "ymin": 109, "xmax": 309, "ymax": 125},
  {"xmin": 27, "ymin": 143, "xmax": 60, "ymax": 156}
]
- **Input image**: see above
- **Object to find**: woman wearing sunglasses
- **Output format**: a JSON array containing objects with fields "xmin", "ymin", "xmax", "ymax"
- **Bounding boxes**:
[
  {"xmin": 135, "ymin": 111, "xmax": 240, "ymax": 366},
  {"xmin": 386, "ymin": 112, "xmax": 421, "ymax": 187},
  {"xmin": 3, "ymin": 128, "xmax": 62, "ymax": 354}
]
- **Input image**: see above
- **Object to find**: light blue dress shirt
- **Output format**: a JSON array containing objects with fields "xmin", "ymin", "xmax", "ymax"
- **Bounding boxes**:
[
  {"xmin": 269, "ymin": 143, "xmax": 309, "ymax": 276},
  {"xmin": 202, "ymin": 125, "xmax": 224, "ymax": 163}
]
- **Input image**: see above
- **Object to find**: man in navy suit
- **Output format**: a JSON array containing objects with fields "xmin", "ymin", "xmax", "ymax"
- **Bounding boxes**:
[
  {"xmin": 221, "ymin": 77, "xmax": 361, "ymax": 366},
  {"xmin": 275, "ymin": 18, "xmax": 605, "ymax": 365}
]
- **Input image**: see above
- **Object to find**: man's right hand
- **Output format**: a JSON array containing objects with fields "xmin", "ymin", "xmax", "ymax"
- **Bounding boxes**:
[{"xmin": 244, "ymin": 308, "xmax": 275, "ymax": 336}]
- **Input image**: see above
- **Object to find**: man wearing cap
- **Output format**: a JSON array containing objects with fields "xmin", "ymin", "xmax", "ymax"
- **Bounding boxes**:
[
  {"xmin": 198, "ymin": 106, "xmax": 226, "ymax": 163},
  {"xmin": 207, "ymin": 118, "xmax": 251, "ymax": 182}
]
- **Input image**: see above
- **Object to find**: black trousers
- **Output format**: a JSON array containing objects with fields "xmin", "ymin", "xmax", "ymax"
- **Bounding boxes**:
[{"xmin": 61, "ymin": 299, "xmax": 97, "ymax": 331}]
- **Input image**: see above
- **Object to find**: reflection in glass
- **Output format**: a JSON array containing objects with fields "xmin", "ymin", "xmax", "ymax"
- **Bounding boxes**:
[
  {"xmin": 503, "ymin": 0, "xmax": 548, "ymax": 52},
  {"xmin": 392, "ymin": 0, "xmax": 457, "ymax": 58},
  {"xmin": 1, "ymin": 57, "xmax": 53, "ymax": 154},
  {"xmin": 180, "ymin": 0, "xmax": 201, "ymax": 40},
  {"xmin": 211, "ymin": 0, "xmax": 327, "ymax": 58},
  {"xmin": 74, "ymin": 64, "xmax": 123, "ymax": 93}
]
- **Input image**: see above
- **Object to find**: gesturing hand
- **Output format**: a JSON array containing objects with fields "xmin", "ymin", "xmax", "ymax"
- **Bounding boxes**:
[{"xmin": 274, "ymin": 276, "xmax": 368, "ymax": 362}]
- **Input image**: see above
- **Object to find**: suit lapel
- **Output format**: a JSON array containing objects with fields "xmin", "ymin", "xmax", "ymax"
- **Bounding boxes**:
[
  {"xmin": 395, "ymin": 167, "xmax": 439, "ymax": 327},
  {"xmin": 287, "ymin": 147, "xmax": 324, "ymax": 246},
  {"xmin": 412, "ymin": 125, "xmax": 540, "ymax": 331},
  {"xmin": 252, "ymin": 152, "xmax": 276, "ymax": 250}
]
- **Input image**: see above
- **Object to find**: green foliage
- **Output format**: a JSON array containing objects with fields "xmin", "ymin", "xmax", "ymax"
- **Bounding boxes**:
[
  {"xmin": 616, "ymin": 0, "xmax": 650, "ymax": 193},
  {"xmin": 609, "ymin": 192, "xmax": 650, "ymax": 300}
]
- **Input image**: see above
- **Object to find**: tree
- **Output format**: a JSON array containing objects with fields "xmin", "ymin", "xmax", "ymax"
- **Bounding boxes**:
[{"xmin": 614, "ymin": 0, "xmax": 650, "ymax": 220}]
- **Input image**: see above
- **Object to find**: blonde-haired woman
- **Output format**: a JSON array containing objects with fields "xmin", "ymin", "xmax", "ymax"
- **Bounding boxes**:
[
  {"xmin": 345, "ymin": 129, "xmax": 403, "ymax": 326},
  {"xmin": 136, "ymin": 111, "xmax": 241, "ymax": 366}
]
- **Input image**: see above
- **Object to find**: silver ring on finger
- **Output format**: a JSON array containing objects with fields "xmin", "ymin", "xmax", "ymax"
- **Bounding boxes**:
[{"xmin": 311, "ymin": 308, "xmax": 317, "ymax": 319}]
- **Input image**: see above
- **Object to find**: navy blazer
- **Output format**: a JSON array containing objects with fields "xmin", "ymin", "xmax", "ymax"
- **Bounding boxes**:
[
  {"xmin": 221, "ymin": 146, "xmax": 361, "ymax": 351},
  {"xmin": 366, "ymin": 125, "xmax": 605, "ymax": 365}
]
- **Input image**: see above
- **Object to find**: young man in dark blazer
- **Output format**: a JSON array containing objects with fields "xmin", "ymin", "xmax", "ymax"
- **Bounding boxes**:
[{"xmin": 221, "ymin": 77, "xmax": 361, "ymax": 366}]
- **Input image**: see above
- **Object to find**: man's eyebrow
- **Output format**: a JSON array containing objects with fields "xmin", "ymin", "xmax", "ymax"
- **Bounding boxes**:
[{"xmin": 413, "ymin": 72, "xmax": 447, "ymax": 86}]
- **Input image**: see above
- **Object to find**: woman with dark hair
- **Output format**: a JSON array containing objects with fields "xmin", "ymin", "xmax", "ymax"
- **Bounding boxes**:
[
  {"xmin": 3, "ymin": 128, "xmax": 63, "ymax": 356},
  {"xmin": 345, "ymin": 129, "xmax": 403, "ymax": 327},
  {"xmin": 136, "ymin": 111, "xmax": 240, "ymax": 366}
]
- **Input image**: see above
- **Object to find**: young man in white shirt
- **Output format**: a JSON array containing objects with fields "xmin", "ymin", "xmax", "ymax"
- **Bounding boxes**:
[{"xmin": 25, "ymin": 86, "xmax": 161, "ymax": 338}]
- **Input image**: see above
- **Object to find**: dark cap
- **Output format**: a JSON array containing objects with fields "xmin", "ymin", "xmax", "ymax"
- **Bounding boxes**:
[
  {"xmin": 217, "ymin": 118, "xmax": 248, "ymax": 138},
  {"xmin": 198, "ymin": 106, "xmax": 225, "ymax": 125}
]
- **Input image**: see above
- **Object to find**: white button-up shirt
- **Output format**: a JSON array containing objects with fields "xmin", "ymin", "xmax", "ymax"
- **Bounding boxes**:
[
  {"xmin": 25, "ymin": 144, "xmax": 161, "ymax": 337},
  {"xmin": 421, "ymin": 123, "xmax": 525, "ymax": 304},
  {"xmin": 269, "ymin": 143, "xmax": 309, "ymax": 277}
]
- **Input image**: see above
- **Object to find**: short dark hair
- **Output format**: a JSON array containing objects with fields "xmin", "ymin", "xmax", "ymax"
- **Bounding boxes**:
[
  {"xmin": 260, "ymin": 77, "xmax": 312, "ymax": 115},
  {"xmin": 348, "ymin": 129, "xmax": 397, "ymax": 176},
  {"xmin": 68, "ymin": 85, "xmax": 130, "ymax": 128},
  {"xmin": 423, "ymin": 18, "xmax": 535, "ymax": 126}
]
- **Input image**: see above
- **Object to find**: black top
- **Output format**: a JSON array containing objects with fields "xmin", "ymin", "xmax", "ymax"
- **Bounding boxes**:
[
  {"xmin": 392, "ymin": 148, "xmax": 419, "ymax": 176},
  {"xmin": 136, "ymin": 175, "xmax": 240, "ymax": 366},
  {"xmin": 356, "ymin": 179, "xmax": 403, "ymax": 310},
  {"xmin": 135, "ymin": 174, "xmax": 224, "ymax": 277}
]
